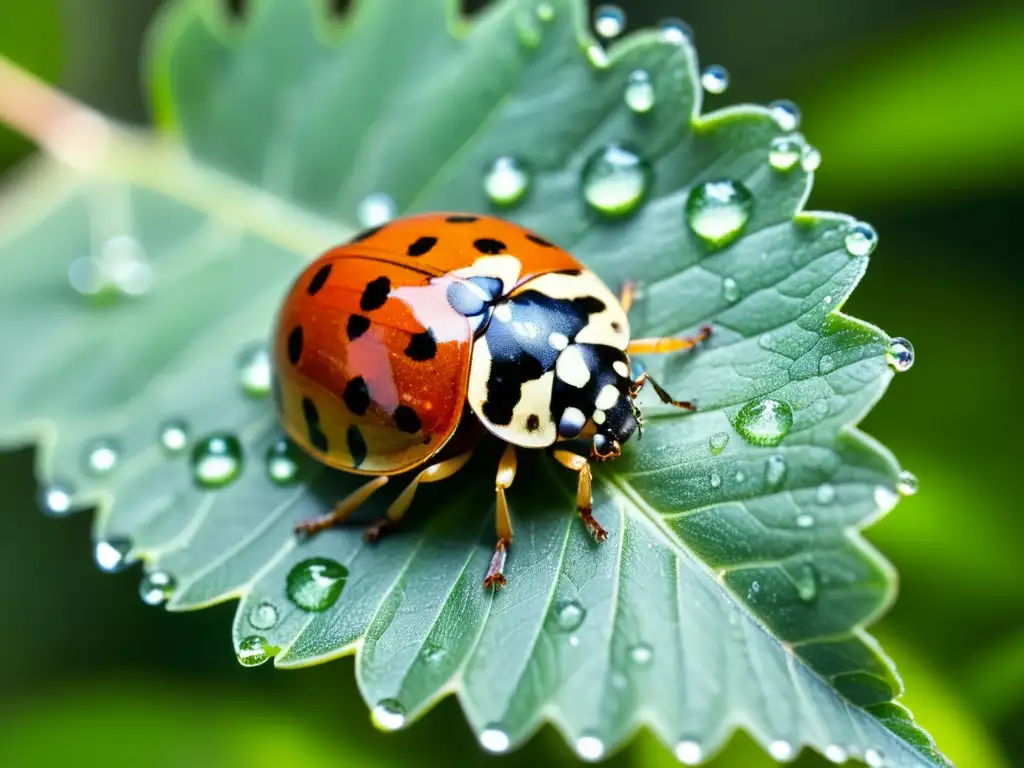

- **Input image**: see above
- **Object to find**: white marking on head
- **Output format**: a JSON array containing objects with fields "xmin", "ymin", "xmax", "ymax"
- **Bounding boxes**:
[
  {"xmin": 613, "ymin": 360, "xmax": 629, "ymax": 378},
  {"xmin": 595, "ymin": 384, "xmax": 620, "ymax": 410},
  {"xmin": 493, "ymin": 303, "xmax": 513, "ymax": 323},
  {"xmin": 548, "ymin": 331, "xmax": 569, "ymax": 350},
  {"xmin": 555, "ymin": 345, "xmax": 591, "ymax": 388},
  {"xmin": 593, "ymin": 409, "xmax": 607, "ymax": 424}
]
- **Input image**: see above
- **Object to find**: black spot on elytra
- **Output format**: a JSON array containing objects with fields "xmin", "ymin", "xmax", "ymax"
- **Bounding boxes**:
[
  {"xmin": 527, "ymin": 414, "xmax": 541, "ymax": 431},
  {"xmin": 407, "ymin": 236, "xmax": 437, "ymax": 256},
  {"xmin": 347, "ymin": 425, "xmax": 367, "ymax": 468},
  {"xmin": 343, "ymin": 377, "xmax": 370, "ymax": 415},
  {"xmin": 446, "ymin": 215, "xmax": 478, "ymax": 223},
  {"xmin": 394, "ymin": 405, "xmax": 421, "ymax": 433},
  {"xmin": 302, "ymin": 397, "xmax": 319, "ymax": 425},
  {"xmin": 347, "ymin": 314, "xmax": 370, "ymax": 341},
  {"xmin": 360, "ymin": 276, "xmax": 390, "ymax": 311},
  {"xmin": 307, "ymin": 263, "xmax": 332, "ymax": 295},
  {"xmin": 482, "ymin": 355, "xmax": 545, "ymax": 426},
  {"xmin": 350, "ymin": 224, "xmax": 384, "ymax": 243},
  {"xmin": 310, "ymin": 426, "xmax": 328, "ymax": 452},
  {"xmin": 287, "ymin": 326, "xmax": 303, "ymax": 365},
  {"xmin": 526, "ymin": 233, "xmax": 554, "ymax": 247},
  {"xmin": 405, "ymin": 329, "xmax": 437, "ymax": 361},
  {"xmin": 473, "ymin": 238, "xmax": 506, "ymax": 255}
]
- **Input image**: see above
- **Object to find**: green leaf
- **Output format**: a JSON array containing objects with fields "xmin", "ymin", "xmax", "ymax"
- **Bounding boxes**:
[{"xmin": 0, "ymin": 0, "xmax": 945, "ymax": 764}]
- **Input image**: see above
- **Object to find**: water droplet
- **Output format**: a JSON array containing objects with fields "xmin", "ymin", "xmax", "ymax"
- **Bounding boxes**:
[
  {"xmin": 357, "ymin": 193, "xmax": 396, "ymax": 228},
  {"xmin": 733, "ymin": 398, "xmax": 794, "ymax": 447},
  {"xmin": 81, "ymin": 436, "xmax": 121, "ymax": 477},
  {"xmin": 769, "ymin": 740, "xmax": 795, "ymax": 760},
  {"xmin": 191, "ymin": 434, "xmax": 244, "ymax": 488},
  {"xmin": 824, "ymin": 294, "xmax": 833, "ymax": 305},
  {"xmin": 237, "ymin": 635, "xmax": 271, "ymax": 666},
  {"xmin": 865, "ymin": 748, "xmax": 886, "ymax": 767},
  {"xmin": 700, "ymin": 65, "xmax": 729, "ymax": 94},
  {"xmin": 481, "ymin": 726, "xmax": 511, "ymax": 754},
  {"xmin": 422, "ymin": 644, "xmax": 446, "ymax": 664},
  {"xmin": 581, "ymin": 143, "xmax": 651, "ymax": 217},
  {"xmin": 765, "ymin": 455, "xmax": 787, "ymax": 486},
  {"xmin": 658, "ymin": 18, "xmax": 693, "ymax": 44},
  {"xmin": 794, "ymin": 562, "xmax": 817, "ymax": 601},
  {"xmin": 795, "ymin": 513, "xmax": 815, "ymax": 528},
  {"xmin": 887, "ymin": 337, "xmax": 915, "ymax": 372},
  {"xmin": 286, "ymin": 557, "xmax": 348, "ymax": 612},
  {"xmin": 69, "ymin": 235, "xmax": 154, "ymax": 298},
  {"xmin": 816, "ymin": 484, "xmax": 836, "ymax": 505},
  {"xmin": 710, "ymin": 472, "xmax": 722, "ymax": 489},
  {"xmin": 624, "ymin": 69, "xmax": 655, "ymax": 114},
  {"xmin": 824, "ymin": 745, "xmax": 848, "ymax": 764},
  {"xmin": 94, "ymin": 537, "xmax": 132, "ymax": 573},
  {"xmin": 845, "ymin": 221, "xmax": 878, "ymax": 257},
  {"xmin": 569, "ymin": 634, "xmax": 580, "ymax": 647},
  {"xmin": 248, "ymin": 600, "xmax": 279, "ymax": 630},
  {"xmin": 768, "ymin": 99, "xmax": 802, "ymax": 132},
  {"xmin": 735, "ymin": 470, "xmax": 746, "ymax": 483},
  {"xmin": 553, "ymin": 600, "xmax": 586, "ymax": 631},
  {"xmin": 593, "ymin": 5, "xmax": 625, "ymax": 38},
  {"xmin": 721, "ymin": 276, "xmax": 741, "ymax": 303},
  {"xmin": 819, "ymin": 354, "xmax": 836, "ymax": 374},
  {"xmin": 38, "ymin": 481, "xmax": 75, "ymax": 517},
  {"xmin": 535, "ymin": 3, "xmax": 554, "ymax": 22},
  {"xmin": 237, "ymin": 343, "xmax": 271, "ymax": 397},
  {"xmin": 576, "ymin": 734, "xmax": 605, "ymax": 761},
  {"xmin": 265, "ymin": 438, "xmax": 304, "ymax": 485},
  {"xmin": 709, "ymin": 432, "xmax": 730, "ymax": 455},
  {"xmin": 675, "ymin": 741, "xmax": 703, "ymax": 765},
  {"xmin": 629, "ymin": 643, "xmax": 653, "ymax": 665},
  {"xmin": 801, "ymin": 144, "xmax": 822, "ymax": 172},
  {"xmin": 685, "ymin": 180, "xmax": 753, "ymax": 248},
  {"xmin": 768, "ymin": 136, "xmax": 803, "ymax": 172},
  {"xmin": 747, "ymin": 580, "xmax": 761, "ymax": 602},
  {"xmin": 371, "ymin": 699, "xmax": 407, "ymax": 731},
  {"xmin": 897, "ymin": 470, "xmax": 919, "ymax": 496},
  {"xmin": 139, "ymin": 570, "xmax": 176, "ymax": 606},
  {"xmin": 484, "ymin": 156, "xmax": 530, "ymax": 208},
  {"xmin": 158, "ymin": 418, "xmax": 190, "ymax": 455}
]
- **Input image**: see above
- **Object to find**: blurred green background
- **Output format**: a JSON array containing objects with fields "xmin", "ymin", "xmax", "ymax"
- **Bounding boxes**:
[{"xmin": 1, "ymin": 1, "xmax": 1021, "ymax": 766}]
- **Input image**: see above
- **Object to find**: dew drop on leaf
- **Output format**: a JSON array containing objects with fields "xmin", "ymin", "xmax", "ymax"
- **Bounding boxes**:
[
  {"xmin": 237, "ymin": 635, "xmax": 271, "ymax": 666},
  {"xmin": 158, "ymin": 418, "xmax": 190, "ymax": 455},
  {"xmin": 628, "ymin": 643, "xmax": 653, "ymax": 665},
  {"xmin": 769, "ymin": 740, "xmax": 795, "ymax": 761},
  {"xmin": 816, "ymin": 483, "xmax": 836, "ymax": 505},
  {"xmin": 801, "ymin": 144, "xmax": 822, "ymax": 172},
  {"xmin": 896, "ymin": 470, "xmax": 919, "ymax": 497},
  {"xmin": 94, "ymin": 536, "xmax": 132, "ymax": 573},
  {"xmin": 265, "ymin": 437, "xmax": 304, "ymax": 485},
  {"xmin": 769, "ymin": 136, "xmax": 802, "ymax": 172},
  {"xmin": 794, "ymin": 561, "xmax": 818, "ymax": 601},
  {"xmin": 480, "ymin": 726, "xmax": 511, "ymax": 754},
  {"xmin": 700, "ymin": 65, "xmax": 729, "ymax": 94},
  {"xmin": 553, "ymin": 599, "xmax": 586, "ymax": 631},
  {"xmin": 576, "ymin": 734, "xmax": 605, "ymax": 761},
  {"xmin": 845, "ymin": 221, "xmax": 878, "ymax": 257},
  {"xmin": 81, "ymin": 436, "xmax": 121, "ymax": 477},
  {"xmin": 795, "ymin": 513, "xmax": 815, "ymax": 528},
  {"xmin": 765, "ymin": 455, "xmax": 787, "ymax": 487},
  {"xmin": 887, "ymin": 337, "xmax": 915, "ymax": 372},
  {"xmin": 580, "ymin": 143, "xmax": 651, "ymax": 217},
  {"xmin": 709, "ymin": 431, "xmax": 729, "ymax": 455},
  {"xmin": 624, "ymin": 69, "xmax": 655, "ymax": 114},
  {"xmin": 191, "ymin": 434, "xmax": 244, "ymax": 488},
  {"xmin": 824, "ymin": 744, "xmax": 848, "ymax": 764},
  {"xmin": 685, "ymin": 180, "xmax": 753, "ymax": 248},
  {"xmin": 722, "ymin": 276, "xmax": 740, "ymax": 302},
  {"xmin": 357, "ymin": 193, "xmax": 397, "ymax": 228},
  {"xmin": 38, "ymin": 481, "xmax": 75, "ymax": 517},
  {"xmin": 286, "ymin": 557, "xmax": 348, "ymax": 612},
  {"xmin": 592, "ymin": 4, "xmax": 625, "ymax": 39},
  {"xmin": 248, "ymin": 600, "xmax": 279, "ymax": 630},
  {"xmin": 139, "ymin": 570, "xmax": 176, "ymax": 606},
  {"xmin": 733, "ymin": 398, "xmax": 794, "ymax": 447},
  {"xmin": 371, "ymin": 699, "xmax": 407, "ymax": 731},
  {"xmin": 535, "ymin": 2, "xmax": 554, "ymax": 22},
  {"xmin": 709, "ymin": 472, "xmax": 722, "ymax": 489},
  {"xmin": 675, "ymin": 741, "xmax": 703, "ymax": 765},
  {"xmin": 483, "ymin": 156, "xmax": 530, "ymax": 208},
  {"xmin": 236, "ymin": 343, "xmax": 271, "ymax": 397},
  {"xmin": 658, "ymin": 18, "xmax": 692, "ymax": 44},
  {"xmin": 768, "ymin": 99, "xmax": 802, "ymax": 132},
  {"xmin": 865, "ymin": 748, "xmax": 886, "ymax": 767}
]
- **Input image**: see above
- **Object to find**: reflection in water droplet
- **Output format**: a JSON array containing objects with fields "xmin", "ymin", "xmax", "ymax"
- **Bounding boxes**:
[
  {"xmin": 795, "ymin": 513, "xmax": 815, "ymax": 528},
  {"xmin": 39, "ymin": 481, "xmax": 75, "ymax": 517},
  {"xmin": 710, "ymin": 473, "xmax": 722, "ymax": 489},
  {"xmin": 765, "ymin": 455, "xmax": 787, "ymax": 486},
  {"xmin": 140, "ymin": 570, "xmax": 176, "ymax": 606},
  {"xmin": 629, "ymin": 643, "xmax": 653, "ymax": 665},
  {"xmin": 265, "ymin": 438, "xmax": 304, "ymax": 485},
  {"xmin": 768, "ymin": 136, "xmax": 802, "ymax": 172},
  {"xmin": 484, "ymin": 156, "xmax": 531, "ymax": 208},
  {"xmin": 158, "ymin": 418, "xmax": 190, "ymax": 455},
  {"xmin": 357, "ymin": 193, "xmax": 397, "ymax": 228},
  {"xmin": 845, "ymin": 221, "xmax": 878, "ymax": 257},
  {"xmin": 82, "ymin": 436, "xmax": 121, "ymax": 477},
  {"xmin": 237, "ymin": 343, "xmax": 272, "ymax": 397},
  {"xmin": 191, "ymin": 434, "xmax": 244, "ymax": 488},
  {"xmin": 624, "ymin": 69, "xmax": 655, "ymax": 114},
  {"xmin": 94, "ymin": 537, "xmax": 132, "ymax": 573},
  {"xmin": 581, "ymin": 143, "xmax": 651, "ymax": 217},
  {"xmin": 554, "ymin": 600, "xmax": 586, "ymax": 631},
  {"xmin": 897, "ymin": 470, "xmax": 919, "ymax": 496},
  {"xmin": 576, "ymin": 734, "xmax": 605, "ymax": 761},
  {"xmin": 709, "ymin": 432, "xmax": 730, "ymax": 455},
  {"xmin": 237, "ymin": 635, "xmax": 271, "ymax": 666},
  {"xmin": 768, "ymin": 99, "xmax": 802, "ymax": 132},
  {"xmin": 675, "ymin": 741, "xmax": 703, "ymax": 765},
  {"xmin": 801, "ymin": 145, "xmax": 822, "ymax": 172},
  {"xmin": 887, "ymin": 337, "xmax": 915, "ymax": 372},
  {"xmin": 248, "ymin": 600, "xmax": 279, "ymax": 630},
  {"xmin": 722, "ymin": 277, "xmax": 740, "ymax": 302},
  {"xmin": 286, "ymin": 557, "xmax": 349, "ymax": 612},
  {"xmin": 372, "ymin": 699, "xmax": 407, "ymax": 731},
  {"xmin": 659, "ymin": 18, "xmax": 693, "ymax": 44},
  {"xmin": 686, "ymin": 180, "xmax": 753, "ymax": 248},
  {"xmin": 769, "ymin": 740, "xmax": 795, "ymax": 760},
  {"xmin": 593, "ymin": 5, "xmax": 625, "ymax": 38},
  {"xmin": 824, "ymin": 745, "xmax": 848, "ymax": 764},
  {"xmin": 481, "ymin": 726, "xmax": 511, "ymax": 754},
  {"xmin": 865, "ymin": 748, "xmax": 885, "ymax": 767},
  {"xmin": 816, "ymin": 484, "xmax": 836, "ymax": 505},
  {"xmin": 819, "ymin": 354, "xmax": 836, "ymax": 374},
  {"xmin": 700, "ymin": 65, "xmax": 729, "ymax": 94},
  {"xmin": 733, "ymin": 398, "xmax": 794, "ymax": 447}
]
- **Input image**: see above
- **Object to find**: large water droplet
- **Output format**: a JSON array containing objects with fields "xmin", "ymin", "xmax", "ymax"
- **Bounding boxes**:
[
  {"xmin": 286, "ymin": 557, "xmax": 348, "ymax": 612},
  {"xmin": 700, "ymin": 65, "xmax": 729, "ymax": 94},
  {"xmin": 624, "ymin": 69, "xmax": 655, "ymax": 114},
  {"xmin": 480, "ymin": 726, "xmax": 511, "ymax": 754},
  {"xmin": 484, "ymin": 156, "xmax": 530, "ymax": 208},
  {"xmin": 769, "ymin": 740, "xmax": 795, "ymax": 760},
  {"xmin": 139, "ymin": 570, "xmax": 176, "ymax": 606},
  {"xmin": 801, "ymin": 144, "xmax": 822, "ymax": 172},
  {"xmin": 865, "ymin": 748, "xmax": 886, "ymax": 767},
  {"xmin": 897, "ymin": 470, "xmax": 919, "ymax": 496},
  {"xmin": 237, "ymin": 343, "xmax": 271, "ymax": 397},
  {"xmin": 629, "ymin": 643, "xmax": 653, "ymax": 665},
  {"xmin": 768, "ymin": 99, "xmax": 802, "ymax": 132},
  {"xmin": 581, "ymin": 143, "xmax": 651, "ymax": 217},
  {"xmin": 158, "ymin": 418, "xmax": 190, "ymax": 455},
  {"xmin": 248, "ymin": 600, "xmax": 279, "ymax": 630},
  {"xmin": 94, "ymin": 536, "xmax": 132, "ymax": 573},
  {"xmin": 816, "ymin": 483, "xmax": 836, "ymax": 505},
  {"xmin": 768, "ymin": 136, "xmax": 802, "ymax": 172},
  {"xmin": 685, "ymin": 180, "xmax": 753, "ymax": 248},
  {"xmin": 191, "ymin": 434, "xmax": 244, "ymax": 488},
  {"xmin": 371, "ymin": 699, "xmax": 407, "ymax": 731},
  {"xmin": 824, "ymin": 745, "xmax": 848, "ymax": 764},
  {"xmin": 733, "ymin": 398, "xmax": 794, "ymax": 447},
  {"xmin": 576, "ymin": 734, "xmax": 605, "ymax": 761},
  {"xmin": 38, "ymin": 481, "xmax": 75, "ymax": 517},
  {"xmin": 845, "ymin": 221, "xmax": 878, "ymax": 257},
  {"xmin": 265, "ymin": 438, "xmax": 304, "ymax": 485},
  {"xmin": 357, "ymin": 193, "xmax": 397, "ymax": 228},
  {"xmin": 658, "ymin": 18, "xmax": 692, "ymax": 44},
  {"xmin": 709, "ymin": 432, "xmax": 730, "ymax": 455},
  {"xmin": 553, "ymin": 599, "xmax": 586, "ymax": 632},
  {"xmin": 722, "ymin": 277, "xmax": 740, "ymax": 302},
  {"xmin": 765, "ymin": 455, "xmax": 787, "ymax": 486},
  {"xmin": 887, "ymin": 337, "xmax": 915, "ymax": 372},
  {"xmin": 237, "ymin": 635, "xmax": 271, "ymax": 666},
  {"xmin": 81, "ymin": 436, "xmax": 122, "ymax": 477},
  {"xmin": 675, "ymin": 741, "xmax": 703, "ymax": 765},
  {"xmin": 593, "ymin": 5, "xmax": 625, "ymax": 38}
]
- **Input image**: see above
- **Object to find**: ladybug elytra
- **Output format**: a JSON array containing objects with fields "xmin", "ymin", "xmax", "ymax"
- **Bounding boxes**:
[{"xmin": 273, "ymin": 213, "xmax": 709, "ymax": 587}]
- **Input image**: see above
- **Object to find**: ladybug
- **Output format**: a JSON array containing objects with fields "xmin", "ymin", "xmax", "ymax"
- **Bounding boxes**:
[{"xmin": 272, "ymin": 213, "xmax": 709, "ymax": 587}]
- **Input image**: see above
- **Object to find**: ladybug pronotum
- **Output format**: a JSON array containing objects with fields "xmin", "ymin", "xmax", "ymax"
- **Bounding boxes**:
[{"xmin": 273, "ymin": 213, "xmax": 710, "ymax": 587}]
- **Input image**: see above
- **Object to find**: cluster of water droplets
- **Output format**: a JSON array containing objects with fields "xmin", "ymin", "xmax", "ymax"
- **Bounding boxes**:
[{"xmin": 68, "ymin": 235, "xmax": 154, "ymax": 299}]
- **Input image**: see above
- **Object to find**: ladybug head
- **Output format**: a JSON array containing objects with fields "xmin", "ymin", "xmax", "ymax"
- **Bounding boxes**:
[{"xmin": 586, "ymin": 349, "xmax": 638, "ymax": 461}]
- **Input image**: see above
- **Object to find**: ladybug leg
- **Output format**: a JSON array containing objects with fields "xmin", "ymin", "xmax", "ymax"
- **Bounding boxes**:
[
  {"xmin": 552, "ymin": 450, "xmax": 607, "ymax": 542},
  {"xmin": 618, "ymin": 279, "xmax": 638, "ymax": 313},
  {"xmin": 629, "ymin": 372, "xmax": 697, "ymax": 412},
  {"xmin": 295, "ymin": 476, "xmax": 389, "ymax": 537},
  {"xmin": 484, "ymin": 444, "xmax": 517, "ymax": 589},
  {"xmin": 626, "ymin": 324, "xmax": 712, "ymax": 355},
  {"xmin": 363, "ymin": 449, "xmax": 475, "ymax": 542}
]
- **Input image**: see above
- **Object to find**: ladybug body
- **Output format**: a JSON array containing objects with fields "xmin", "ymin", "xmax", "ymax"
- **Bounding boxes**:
[{"xmin": 273, "ymin": 213, "xmax": 708, "ymax": 587}]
